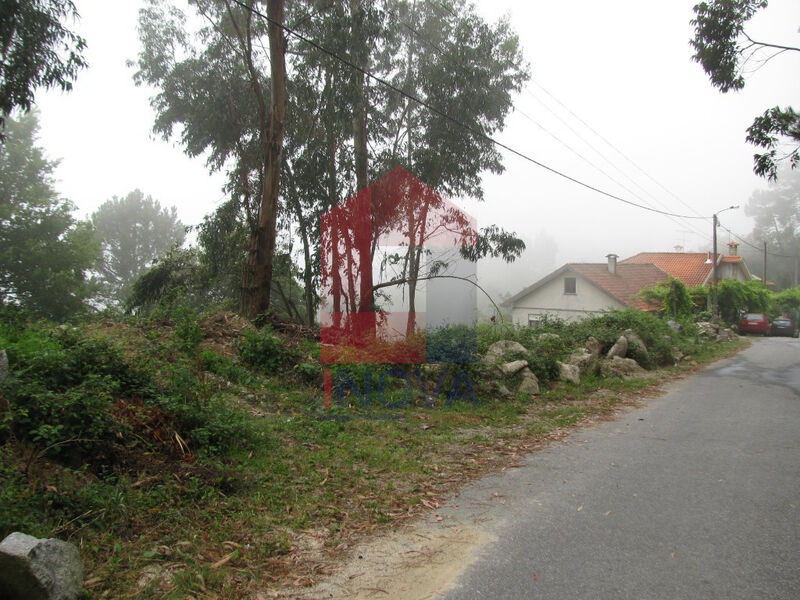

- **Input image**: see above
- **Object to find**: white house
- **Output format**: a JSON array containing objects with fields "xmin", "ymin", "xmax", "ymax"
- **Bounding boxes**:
[
  {"xmin": 505, "ymin": 244, "xmax": 757, "ymax": 326},
  {"xmin": 504, "ymin": 254, "xmax": 668, "ymax": 326}
]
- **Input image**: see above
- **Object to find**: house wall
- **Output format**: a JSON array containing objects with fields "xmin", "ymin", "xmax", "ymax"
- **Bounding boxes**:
[
  {"xmin": 718, "ymin": 262, "xmax": 749, "ymax": 282},
  {"xmin": 510, "ymin": 271, "xmax": 626, "ymax": 326}
]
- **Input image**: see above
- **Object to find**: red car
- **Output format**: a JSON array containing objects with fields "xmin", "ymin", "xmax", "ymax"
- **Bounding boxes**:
[{"xmin": 738, "ymin": 313, "xmax": 770, "ymax": 335}]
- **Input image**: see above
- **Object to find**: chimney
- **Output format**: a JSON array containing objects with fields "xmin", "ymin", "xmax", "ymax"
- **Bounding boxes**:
[
  {"xmin": 728, "ymin": 241, "xmax": 739, "ymax": 256},
  {"xmin": 606, "ymin": 253, "xmax": 618, "ymax": 275}
]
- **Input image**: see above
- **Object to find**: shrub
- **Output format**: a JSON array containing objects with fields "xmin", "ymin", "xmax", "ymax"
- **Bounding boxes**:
[
  {"xmin": 173, "ymin": 307, "xmax": 204, "ymax": 354},
  {"xmin": 237, "ymin": 327, "xmax": 298, "ymax": 371},
  {"xmin": 717, "ymin": 279, "xmax": 770, "ymax": 324},
  {"xmin": 0, "ymin": 319, "xmax": 253, "ymax": 463},
  {"xmin": 639, "ymin": 278, "xmax": 693, "ymax": 319},
  {"xmin": 687, "ymin": 285, "xmax": 710, "ymax": 314},
  {"xmin": 426, "ymin": 323, "xmax": 480, "ymax": 363},
  {"xmin": 199, "ymin": 349, "xmax": 255, "ymax": 386},
  {"xmin": 770, "ymin": 285, "xmax": 800, "ymax": 318}
]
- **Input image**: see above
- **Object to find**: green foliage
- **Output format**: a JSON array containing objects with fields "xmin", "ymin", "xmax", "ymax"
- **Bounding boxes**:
[
  {"xmin": 426, "ymin": 324, "xmax": 480, "ymax": 363},
  {"xmin": 639, "ymin": 278, "xmax": 693, "ymax": 319},
  {"xmin": 196, "ymin": 198, "xmax": 249, "ymax": 304},
  {"xmin": 769, "ymin": 285, "xmax": 800, "ymax": 317},
  {"xmin": 459, "ymin": 225, "xmax": 526, "ymax": 264},
  {"xmin": 747, "ymin": 107, "xmax": 800, "ymax": 180},
  {"xmin": 198, "ymin": 349, "xmax": 248, "ymax": 385},
  {"xmin": 478, "ymin": 309, "xmax": 681, "ymax": 372},
  {"xmin": 237, "ymin": 327, "xmax": 298, "ymax": 372},
  {"xmin": 690, "ymin": 1, "xmax": 799, "ymax": 179},
  {"xmin": 0, "ymin": 316, "xmax": 253, "ymax": 464},
  {"xmin": 0, "ymin": 112, "xmax": 99, "ymax": 320},
  {"xmin": 717, "ymin": 278, "xmax": 770, "ymax": 323},
  {"xmin": 0, "ymin": 322, "xmax": 151, "ymax": 455},
  {"xmin": 134, "ymin": 0, "xmax": 529, "ymax": 320},
  {"xmin": 295, "ymin": 361, "xmax": 322, "ymax": 385},
  {"xmin": 126, "ymin": 247, "xmax": 205, "ymax": 313},
  {"xmin": 717, "ymin": 279, "xmax": 770, "ymax": 323},
  {"xmin": 155, "ymin": 389, "xmax": 250, "ymax": 457},
  {"xmin": 172, "ymin": 307, "xmax": 203, "ymax": 354},
  {"xmin": 690, "ymin": 0, "xmax": 767, "ymax": 93},
  {"xmin": 688, "ymin": 285, "xmax": 710, "ymax": 313},
  {"xmin": 0, "ymin": 0, "xmax": 87, "ymax": 130},
  {"xmin": 520, "ymin": 335, "xmax": 569, "ymax": 383},
  {"xmin": 92, "ymin": 189, "xmax": 186, "ymax": 306}
]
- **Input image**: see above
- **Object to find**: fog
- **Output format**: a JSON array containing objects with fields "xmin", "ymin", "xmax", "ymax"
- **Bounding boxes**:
[{"xmin": 32, "ymin": 0, "xmax": 800, "ymax": 308}]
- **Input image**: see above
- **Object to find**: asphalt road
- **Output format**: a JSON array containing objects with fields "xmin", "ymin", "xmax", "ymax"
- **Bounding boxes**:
[{"xmin": 440, "ymin": 337, "xmax": 800, "ymax": 600}]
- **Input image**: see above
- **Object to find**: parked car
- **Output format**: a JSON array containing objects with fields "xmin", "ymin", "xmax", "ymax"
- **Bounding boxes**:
[
  {"xmin": 738, "ymin": 313, "xmax": 770, "ymax": 335},
  {"xmin": 770, "ymin": 317, "xmax": 796, "ymax": 337}
]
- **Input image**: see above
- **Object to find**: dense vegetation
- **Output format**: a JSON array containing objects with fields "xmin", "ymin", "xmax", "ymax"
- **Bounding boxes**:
[{"xmin": 640, "ymin": 276, "xmax": 800, "ymax": 324}]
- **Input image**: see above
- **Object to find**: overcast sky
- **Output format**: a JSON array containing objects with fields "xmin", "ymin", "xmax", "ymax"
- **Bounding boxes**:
[{"xmin": 33, "ymin": 0, "xmax": 800, "ymax": 295}]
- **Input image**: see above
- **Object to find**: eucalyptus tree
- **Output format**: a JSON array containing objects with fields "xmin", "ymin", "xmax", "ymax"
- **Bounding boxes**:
[
  {"xmin": 371, "ymin": 0, "xmax": 529, "ymax": 330},
  {"xmin": 134, "ymin": 0, "xmax": 528, "ymax": 327},
  {"xmin": 133, "ymin": 0, "xmax": 287, "ymax": 317}
]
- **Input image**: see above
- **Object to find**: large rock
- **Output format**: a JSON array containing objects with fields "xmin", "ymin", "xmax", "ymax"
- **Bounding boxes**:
[
  {"xmin": 717, "ymin": 328, "xmax": 738, "ymax": 343},
  {"xmin": 500, "ymin": 360, "xmax": 528, "ymax": 377},
  {"xmin": 517, "ymin": 367, "xmax": 540, "ymax": 395},
  {"xmin": 569, "ymin": 348, "xmax": 598, "ymax": 376},
  {"xmin": 492, "ymin": 381, "xmax": 513, "ymax": 399},
  {"xmin": 557, "ymin": 361, "xmax": 580, "ymax": 385},
  {"xmin": 666, "ymin": 320, "xmax": 682, "ymax": 332},
  {"xmin": 697, "ymin": 321, "xmax": 719, "ymax": 338},
  {"xmin": 584, "ymin": 336, "xmax": 601, "ymax": 361},
  {"xmin": 0, "ymin": 532, "xmax": 83, "ymax": 600},
  {"xmin": 601, "ymin": 356, "xmax": 646, "ymax": 379},
  {"xmin": 622, "ymin": 329, "xmax": 649, "ymax": 360},
  {"xmin": 483, "ymin": 340, "xmax": 528, "ymax": 365},
  {"xmin": 606, "ymin": 335, "xmax": 628, "ymax": 359}
]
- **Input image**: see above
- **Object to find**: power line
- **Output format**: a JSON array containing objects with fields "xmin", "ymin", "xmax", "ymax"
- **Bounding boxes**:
[
  {"xmin": 383, "ymin": 2, "xmax": 712, "ymax": 239},
  {"xmin": 514, "ymin": 106, "xmax": 711, "ymax": 241},
  {"xmin": 528, "ymin": 79, "xmax": 708, "ymax": 220},
  {"xmin": 227, "ymin": 0, "xmax": 708, "ymax": 221},
  {"xmin": 717, "ymin": 222, "xmax": 796, "ymax": 258},
  {"xmin": 523, "ymin": 80, "xmax": 800, "ymax": 258},
  {"xmin": 522, "ymin": 86, "xmax": 711, "ymax": 238}
]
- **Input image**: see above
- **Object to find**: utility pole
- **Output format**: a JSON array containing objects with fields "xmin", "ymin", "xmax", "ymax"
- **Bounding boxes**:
[
  {"xmin": 712, "ymin": 213, "xmax": 718, "ymax": 319},
  {"xmin": 711, "ymin": 205, "xmax": 739, "ymax": 321},
  {"xmin": 763, "ymin": 241, "xmax": 768, "ymax": 288}
]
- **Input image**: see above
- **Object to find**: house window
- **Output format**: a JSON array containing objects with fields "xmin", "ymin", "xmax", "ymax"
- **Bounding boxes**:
[
  {"xmin": 528, "ymin": 314, "xmax": 543, "ymax": 328},
  {"xmin": 564, "ymin": 277, "xmax": 576, "ymax": 294}
]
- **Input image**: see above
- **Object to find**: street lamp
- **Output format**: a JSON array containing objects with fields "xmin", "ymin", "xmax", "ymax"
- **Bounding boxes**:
[{"xmin": 712, "ymin": 205, "xmax": 740, "ymax": 320}]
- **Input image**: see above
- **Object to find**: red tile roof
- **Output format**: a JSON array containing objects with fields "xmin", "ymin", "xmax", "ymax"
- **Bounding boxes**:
[
  {"xmin": 721, "ymin": 255, "xmax": 742, "ymax": 263},
  {"xmin": 620, "ymin": 252, "xmax": 713, "ymax": 286},
  {"xmin": 569, "ymin": 263, "xmax": 670, "ymax": 310}
]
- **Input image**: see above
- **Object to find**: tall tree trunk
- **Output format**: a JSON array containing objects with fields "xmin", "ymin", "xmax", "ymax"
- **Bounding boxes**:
[
  {"xmin": 350, "ymin": 0, "xmax": 374, "ymax": 337},
  {"xmin": 327, "ymin": 100, "xmax": 343, "ymax": 330},
  {"xmin": 351, "ymin": 0, "xmax": 368, "ymax": 192},
  {"xmin": 242, "ymin": 0, "xmax": 287, "ymax": 319},
  {"xmin": 298, "ymin": 216, "xmax": 315, "ymax": 326},
  {"xmin": 405, "ymin": 2, "xmax": 419, "ymax": 337}
]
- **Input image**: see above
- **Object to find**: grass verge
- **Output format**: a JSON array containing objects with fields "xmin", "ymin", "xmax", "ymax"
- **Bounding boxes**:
[{"xmin": 0, "ymin": 314, "xmax": 748, "ymax": 599}]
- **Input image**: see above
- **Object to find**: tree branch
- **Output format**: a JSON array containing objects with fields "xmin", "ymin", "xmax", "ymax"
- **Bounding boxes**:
[
  {"xmin": 371, "ymin": 274, "xmax": 504, "ymax": 321},
  {"xmin": 742, "ymin": 31, "xmax": 800, "ymax": 53}
]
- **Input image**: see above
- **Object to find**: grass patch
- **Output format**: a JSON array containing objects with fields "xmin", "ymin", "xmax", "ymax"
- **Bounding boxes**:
[{"xmin": 0, "ymin": 309, "xmax": 748, "ymax": 598}]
